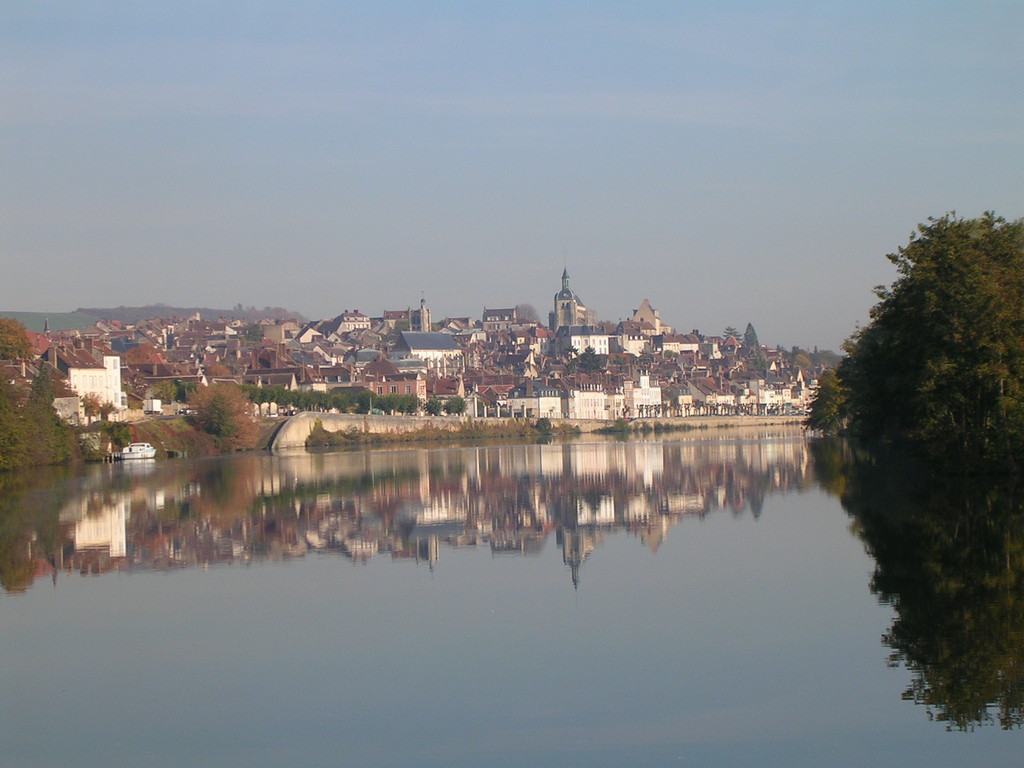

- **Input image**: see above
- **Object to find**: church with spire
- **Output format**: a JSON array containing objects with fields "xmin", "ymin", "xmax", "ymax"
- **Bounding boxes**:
[{"xmin": 549, "ymin": 268, "xmax": 596, "ymax": 331}]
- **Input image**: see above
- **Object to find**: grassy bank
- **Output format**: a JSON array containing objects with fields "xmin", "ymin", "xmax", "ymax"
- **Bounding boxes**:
[
  {"xmin": 305, "ymin": 417, "xmax": 579, "ymax": 448},
  {"xmin": 594, "ymin": 418, "xmax": 705, "ymax": 436}
]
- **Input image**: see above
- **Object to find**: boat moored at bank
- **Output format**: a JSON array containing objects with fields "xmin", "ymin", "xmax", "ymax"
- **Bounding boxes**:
[{"xmin": 120, "ymin": 442, "xmax": 157, "ymax": 460}]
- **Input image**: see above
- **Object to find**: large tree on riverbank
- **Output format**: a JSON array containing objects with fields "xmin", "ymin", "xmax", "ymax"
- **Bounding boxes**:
[
  {"xmin": 186, "ymin": 383, "xmax": 259, "ymax": 451},
  {"xmin": 820, "ymin": 212, "xmax": 1024, "ymax": 471}
]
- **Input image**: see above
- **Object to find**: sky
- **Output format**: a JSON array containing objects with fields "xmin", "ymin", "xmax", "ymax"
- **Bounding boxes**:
[{"xmin": 1, "ymin": 2, "xmax": 1021, "ymax": 351}]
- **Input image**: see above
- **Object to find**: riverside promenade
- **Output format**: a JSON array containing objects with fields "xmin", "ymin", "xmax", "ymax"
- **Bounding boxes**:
[{"xmin": 270, "ymin": 411, "xmax": 805, "ymax": 450}]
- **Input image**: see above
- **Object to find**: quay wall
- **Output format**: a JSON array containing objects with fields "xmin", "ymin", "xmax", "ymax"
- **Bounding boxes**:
[
  {"xmin": 270, "ymin": 412, "xmax": 804, "ymax": 450},
  {"xmin": 271, "ymin": 412, "xmax": 471, "ymax": 449}
]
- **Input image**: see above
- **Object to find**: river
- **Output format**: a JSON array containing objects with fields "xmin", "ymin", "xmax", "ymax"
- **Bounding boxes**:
[{"xmin": 1, "ymin": 428, "xmax": 1021, "ymax": 767}]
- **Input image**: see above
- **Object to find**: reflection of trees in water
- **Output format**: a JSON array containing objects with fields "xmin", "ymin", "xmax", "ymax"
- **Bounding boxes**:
[
  {"xmin": 3, "ymin": 438, "xmax": 812, "ymax": 591},
  {"xmin": 812, "ymin": 438, "xmax": 1024, "ymax": 730},
  {"xmin": 0, "ymin": 467, "xmax": 76, "ymax": 592}
]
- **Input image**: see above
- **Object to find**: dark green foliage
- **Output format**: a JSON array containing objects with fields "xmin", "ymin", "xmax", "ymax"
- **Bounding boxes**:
[
  {"xmin": 573, "ymin": 346, "xmax": 606, "ymax": 374},
  {"xmin": 241, "ymin": 384, "xmax": 358, "ymax": 413},
  {"xmin": 379, "ymin": 394, "xmax": 420, "ymax": 414},
  {"xmin": 750, "ymin": 350, "xmax": 768, "ymax": 372},
  {"xmin": 304, "ymin": 417, "xmax": 546, "ymax": 448},
  {"xmin": 26, "ymin": 368, "xmax": 76, "ymax": 466},
  {"xmin": 813, "ymin": 439, "xmax": 1024, "ymax": 729},
  {"xmin": 100, "ymin": 420, "xmax": 133, "ymax": 449},
  {"xmin": 828, "ymin": 212, "xmax": 1024, "ymax": 472},
  {"xmin": 443, "ymin": 396, "xmax": 466, "ymax": 415},
  {"xmin": 743, "ymin": 322, "xmax": 759, "ymax": 349},
  {"xmin": 263, "ymin": 385, "xmax": 415, "ymax": 415},
  {"xmin": 806, "ymin": 369, "xmax": 847, "ymax": 432},
  {"xmin": 0, "ymin": 368, "xmax": 78, "ymax": 470},
  {"xmin": 0, "ymin": 376, "xmax": 26, "ymax": 470},
  {"xmin": 153, "ymin": 379, "xmax": 196, "ymax": 404},
  {"xmin": 424, "ymin": 398, "xmax": 443, "ymax": 415}
]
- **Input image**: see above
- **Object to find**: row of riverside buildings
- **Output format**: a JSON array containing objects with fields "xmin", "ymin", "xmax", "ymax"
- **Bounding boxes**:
[{"xmin": 1, "ymin": 270, "xmax": 818, "ymax": 424}]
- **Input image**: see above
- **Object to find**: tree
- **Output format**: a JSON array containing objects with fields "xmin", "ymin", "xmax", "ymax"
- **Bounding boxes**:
[
  {"xmin": 204, "ymin": 361, "xmax": 232, "ymax": 377},
  {"xmin": 0, "ymin": 367, "xmax": 79, "ymax": 470},
  {"xmin": 81, "ymin": 393, "xmax": 102, "ymax": 423},
  {"xmin": 425, "ymin": 398, "xmax": 443, "ymax": 416},
  {"xmin": 0, "ymin": 318, "xmax": 31, "ymax": 360},
  {"xmin": 151, "ymin": 380, "xmax": 178, "ymax": 404},
  {"xmin": 807, "ymin": 369, "xmax": 847, "ymax": 432},
  {"xmin": 0, "ymin": 376, "xmax": 27, "ymax": 470},
  {"xmin": 722, "ymin": 326, "xmax": 740, "ymax": 340},
  {"xmin": 575, "ymin": 346, "xmax": 606, "ymax": 374},
  {"xmin": 25, "ymin": 367, "xmax": 75, "ymax": 465},
  {"xmin": 832, "ymin": 212, "xmax": 1024, "ymax": 471},
  {"xmin": 443, "ymin": 396, "xmax": 466, "ymax": 415},
  {"xmin": 186, "ymin": 383, "xmax": 259, "ymax": 451},
  {"xmin": 100, "ymin": 420, "xmax": 132, "ymax": 450},
  {"xmin": 743, "ymin": 323, "xmax": 759, "ymax": 349},
  {"xmin": 515, "ymin": 304, "xmax": 539, "ymax": 323}
]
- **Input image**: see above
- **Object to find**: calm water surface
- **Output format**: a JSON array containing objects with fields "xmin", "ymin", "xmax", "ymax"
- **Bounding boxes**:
[{"xmin": 1, "ymin": 429, "xmax": 1022, "ymax": 767}]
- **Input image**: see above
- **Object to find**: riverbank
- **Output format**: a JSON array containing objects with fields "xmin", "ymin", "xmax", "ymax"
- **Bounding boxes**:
[{"xmin": 105, "ymin": 416, "xmax": 281, "ymax": 459}]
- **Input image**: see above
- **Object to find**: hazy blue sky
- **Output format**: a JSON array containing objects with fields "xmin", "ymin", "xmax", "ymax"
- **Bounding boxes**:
[{"xmin": 2, "ymin": 2, "xmax": 1021, "ymax": 350}]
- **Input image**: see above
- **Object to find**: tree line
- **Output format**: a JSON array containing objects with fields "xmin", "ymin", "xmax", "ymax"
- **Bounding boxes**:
[
  {"xmin": 0, "ymin": 368, "xmax": 78, "ymax": 471},
  {"xmin": 240, "ymin": 384, "xmax": 465, "ymax": 416}
]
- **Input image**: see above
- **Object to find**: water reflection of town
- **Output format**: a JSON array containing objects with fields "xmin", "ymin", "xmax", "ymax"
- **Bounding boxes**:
[{"xmin": 37, "ymin": 434, "xmax": 811, "ymax": 590}]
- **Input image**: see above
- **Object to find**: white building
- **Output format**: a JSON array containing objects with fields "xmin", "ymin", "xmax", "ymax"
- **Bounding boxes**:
[
  {"xmin": 563, "ymin": 384, "xmax": 612, "ymax": 420},
  {"xmin": 508, "ymin": 383, "xmax": 563, "ymax": 419},
  {"xmin": 50, "ymin": 345, "xmax": 127, "ymax": 413},
  {"xmin": 623, "ymin": 374, "xmax": 662, "ymax": 418},
  {"xmin": 556, "ymin": 326, "xmax": 609, "ymax": 357}
]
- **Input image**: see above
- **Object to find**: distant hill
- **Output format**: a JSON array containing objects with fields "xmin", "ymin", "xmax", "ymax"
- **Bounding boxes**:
[
  {"xmin": 75, "ymin": 305, "xmax": 306, "ymax": 325},
  {"xmin": 0, "ymin": 311, "xmax": 102, "ymax": 333},
  {"xmin": 0, "ymin": 305, "xmax": 306, "ymax": 333}
]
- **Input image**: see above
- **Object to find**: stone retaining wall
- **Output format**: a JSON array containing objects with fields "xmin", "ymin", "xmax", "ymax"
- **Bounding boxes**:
[
  {"xmin": 271, "ymin": 412, "xmax": 472, "ymax": 449},
  {"xmin": 270, "ymin": 412, "xmax": 804, "ymax": 450}
]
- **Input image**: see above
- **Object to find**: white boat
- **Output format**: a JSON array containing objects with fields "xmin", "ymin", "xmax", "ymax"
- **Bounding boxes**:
[{"xmin": 121, "ymin": 442, "xmax": 157, "ymax": 460}]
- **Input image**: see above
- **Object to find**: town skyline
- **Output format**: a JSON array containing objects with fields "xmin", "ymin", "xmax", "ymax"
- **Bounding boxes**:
[
  {"xmin": 3, "ymin": 4, "xmax": 1021, "ymax": 353},
  {"xmin": 2, "ymin": 268, "xmax": 827, "ymax": 353}
]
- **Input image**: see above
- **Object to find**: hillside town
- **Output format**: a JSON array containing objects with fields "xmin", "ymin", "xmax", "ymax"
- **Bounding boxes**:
[{"xmin": 1, "ymin": 270, "xmax": 823, "ymax": 426}]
